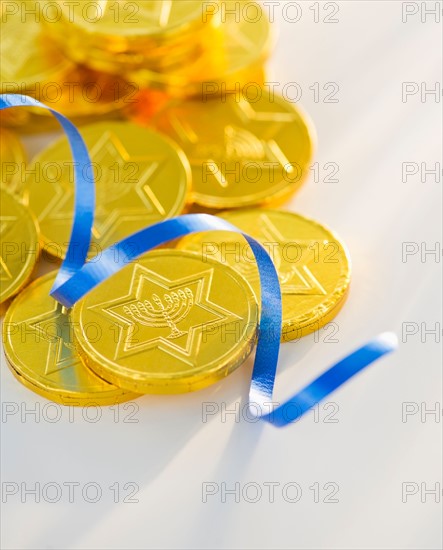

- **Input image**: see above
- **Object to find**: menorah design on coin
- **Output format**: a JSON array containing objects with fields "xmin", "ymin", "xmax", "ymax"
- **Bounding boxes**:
[
  {"xmin": 123, "ymin": 288, "xmax": 194, "ymax": 339},
  {"xmin": 224, "ymin": 126, "xmax": 266, "ymax": 161}
]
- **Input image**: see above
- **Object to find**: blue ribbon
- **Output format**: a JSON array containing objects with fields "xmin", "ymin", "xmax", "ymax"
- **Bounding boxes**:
[
  {"xmin": 54, "ymin": 215, "xmax": 397, "ymax": 426},
  {"xmin": 0, "ymin": 94, "xmax": 95, "ymax": 289},
  {"xmin": 1, "ymin": 94, "xmax": 398, "ymax": 427}
]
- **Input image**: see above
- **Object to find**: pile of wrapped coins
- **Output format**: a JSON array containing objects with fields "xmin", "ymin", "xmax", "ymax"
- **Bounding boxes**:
[{"xmin": 1, "ymin": 1, "xmax": 351, "ymax": 403}]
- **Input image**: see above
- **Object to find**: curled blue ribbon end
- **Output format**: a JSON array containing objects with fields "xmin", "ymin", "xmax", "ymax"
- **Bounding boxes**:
[{"xmin": 259, "ymin": 332, "xmax": 398, "ymax": 427}]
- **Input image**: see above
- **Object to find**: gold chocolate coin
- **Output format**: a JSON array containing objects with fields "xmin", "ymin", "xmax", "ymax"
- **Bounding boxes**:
[
  {"xmin": 153, "ymin": 91, "xmax": 314, "ymax": 209},
  {"xmin": 176, "ymin": 209, "xmax": 351, "ymax": 341},
  {"xmin": 3, "ymin": 273, "xmax": 138, "ymax": 405},
  {"xmin": 72, "ymin": 250, "xmax": 258, "ymax": 393},
  {"xmin": 44, "ymin": 1, "xmax": 215, "ymax": 75},
  {"xmin": 24, "ymin": 122, "xmax": 190, "ymax": 259},
  {"xmin": 0, "ymin": 189, "xmax": 39, "ymax": 304},
  {"xmin": 0, "ymin": 127, "xmax": 26, "ymax": 194}
]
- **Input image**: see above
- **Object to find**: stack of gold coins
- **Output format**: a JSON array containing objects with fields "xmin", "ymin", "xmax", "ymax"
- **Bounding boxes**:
[
  {"xmin": 41, "ymin": 0, "xmax": 271, "ymax": 99},
  {"xmin": 42, "ymin": 1, "xmax": 217, "ymax": 73},
  {"xmin": 127, "ymin": 0, "xmax": 272, "ymax": 98}
]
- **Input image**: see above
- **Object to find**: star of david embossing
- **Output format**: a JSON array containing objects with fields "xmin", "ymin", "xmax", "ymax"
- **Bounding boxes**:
[
  {"xmin": 38, "ymin": 131, "xmax": 166, "ymax": 242},
  {"xmin": 26, "ymin": 302, "xmax": 80, "ymax": 376},
  {"xmin": 0, "ymin": 215, "xmax": 17, "ymax": 281},
  {"xmin": 167, "ymin": 98, "xmax": 297, "ymax": 188},
  {"xmin": 250, "ymin": 214, "xmax": 327, "ymax": 296},
  {"xmin": 92, "ymin": 264, "xmax": 241, "ymax": 364}
]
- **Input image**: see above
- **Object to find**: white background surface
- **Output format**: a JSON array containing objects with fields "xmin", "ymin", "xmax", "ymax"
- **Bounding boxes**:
[{"xmin": 1, "ymin": 1, "xmax": 442, "ymax": 549}]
